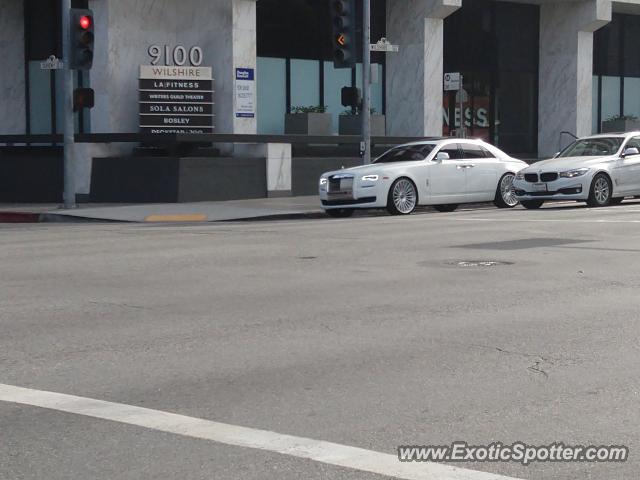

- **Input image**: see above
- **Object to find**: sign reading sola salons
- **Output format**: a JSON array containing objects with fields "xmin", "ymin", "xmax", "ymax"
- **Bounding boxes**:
[{"xmin": 139, "ymin": 65, "xmax": 214, "ymax": 134}]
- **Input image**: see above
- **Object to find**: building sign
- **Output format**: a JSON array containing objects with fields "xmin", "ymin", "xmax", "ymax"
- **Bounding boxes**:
[
  {"xmin": 444, "ymin": 72, "xmax": 461, "ymax": 91},
  {"xmin": 139, "ymin": 65, "xmax": 214, "ymax": 134},
  {"xmin": 443, "ymin": 95, "xmax": 490, "ymax": 142},
  {"xmin": 235, "ymin": 68, "xmax": 255, "ymax": 118}
]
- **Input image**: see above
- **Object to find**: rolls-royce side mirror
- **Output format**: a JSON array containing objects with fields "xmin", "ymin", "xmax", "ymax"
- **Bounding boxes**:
[
  {"xmin": 622, "ymin": 147, "xmax": 640, "ymax": 157},
  {"xmin": 553, "ymin": 152, "xmax": 560, "ymax": 158},
  {"xmin": 434, "ymin": 151, "xmax": 450, "ymax": 163}
]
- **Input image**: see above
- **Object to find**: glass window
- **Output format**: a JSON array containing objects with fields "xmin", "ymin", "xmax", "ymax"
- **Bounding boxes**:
[
  {"xmin": 623, "ymin": 77, "xmax": 640, "ymax": 119},
  {"xmin": 601, "ymin": 76, "xmax": 621, "ymax": 122},
  {"xmin": 624, "ymin": 136, "xmax": 640, "ymax": 152},
  {"xmin": 437, "ymin": 144, "xmax": 463, "ymax": 160},
  {"xmin": 559, "ymin": 138, "xmax": 624, "ymax": 157},
  {"xmin": 443, "ymin": 0, "xmax": 539, "ymax": 154},
  {"xmin": 594, "ymin": 15, "xmax": 623, "ymax": 76},
  {"xmin": 257, "ymin": 57, "xmax": 286, "ymax": 134},
  {"xmin": 460, "ymin": 143, "xmax": 487, "ymax": 159},
  {"xmin": 324, "ymin": 61, "xmax": 351, "ymax": 134},
  {"xmin": 592, "ymin": 76, "xmax": 599, "ymax": 134},
  {"xmin": 481, "ymin": 146, "xmax": 495, "ymax": 158},
  {"xmin": 374, "ymin": 144, "xmax": 435, "ymax": 163},
  {"xmin": 290, "ymin": 59, "xmax": 320, "ymax": 109}
]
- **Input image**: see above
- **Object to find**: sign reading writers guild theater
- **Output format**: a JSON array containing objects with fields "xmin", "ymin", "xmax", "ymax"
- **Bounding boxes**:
[{"xmin": 139, "ymin": 65, "xmax": 214, "ymax": 134}]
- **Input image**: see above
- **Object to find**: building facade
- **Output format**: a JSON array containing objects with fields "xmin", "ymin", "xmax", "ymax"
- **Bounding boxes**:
[{"xmin": 2, "ymin": 0, "xmax": 640, "ymax": 199}]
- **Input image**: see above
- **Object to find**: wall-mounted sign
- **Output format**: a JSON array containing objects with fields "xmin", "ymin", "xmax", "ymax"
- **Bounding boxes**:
[
  {"xmin": 40, "ymin": 55, "xmax": 64, "ymax": 70},
  {"xmin": 139, "ymin": 65, "xmax": 214, "ymax": 134},
  {"xmin": 444, "ymin": 72, "xmax": 461, "ymax": 91},
  {"xmin": 235, "ymin": 68, "xmax": 255, "ymax": 118},
  {"xmin": 148, "ymin": 45, "xmax": 203, "ymax": 67}
]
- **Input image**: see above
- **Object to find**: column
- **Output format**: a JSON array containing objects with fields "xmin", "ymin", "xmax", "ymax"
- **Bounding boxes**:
[
  {"xmin": 386, "ymin": 0, "xmax": 461, "ymax": 137},
  {"xmin": 0, "ymin": 0, "xmax": 26, "ymax": 134},
  {"xmin": 538, "ymin": 0, "xmax": 611, "ymax": 157},
  {"xmin": 89, "ymin": 0, "xmax": 256, "ymax": 135}
]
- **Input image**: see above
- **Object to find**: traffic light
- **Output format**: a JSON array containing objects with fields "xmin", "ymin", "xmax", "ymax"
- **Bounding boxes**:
[
  {"xmin": 341, "ymin": 86, "xmax": 360, "ymax": 108},
  {"xmin": 73, "ymin": 88, "xmax": 95, "ymax": 111},
  {"xmin": 330, "ymin": 0, "xmax": 356, "ymax": 69},
  {"xmin": 69, "ymin": 8, "xmax": 94, "ymax": 70}
]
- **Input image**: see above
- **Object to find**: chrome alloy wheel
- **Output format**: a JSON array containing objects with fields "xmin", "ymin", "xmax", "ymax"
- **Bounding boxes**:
[
  {"xmin": 500, "ymin": 173, "xmax": 518, "ymax": 207},
  {"xmin": 594, "ymin": 176, "xmax": 610, "ymax": 204},
  {"xmin": 392, "ymin": 179, "xmax": 417, "ymax": 214}
]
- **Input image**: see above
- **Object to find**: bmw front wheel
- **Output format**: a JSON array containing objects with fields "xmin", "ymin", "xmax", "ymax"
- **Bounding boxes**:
[
  {"xmin": 387, "ymin": 178, "xmax": 417, "ymax": 215},
  {"xmin": 587, "ymin": 173, "xmax": 612, "ymax": 207}
]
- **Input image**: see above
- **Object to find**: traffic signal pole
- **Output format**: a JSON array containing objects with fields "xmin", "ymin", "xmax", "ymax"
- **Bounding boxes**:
[
  {"xmin": 62, "ymin": 0, "xmax": 76, "ymax": 208},
  {"xmin": 362, "ymin": 0, "xmax": 371, "ymax": 164}
]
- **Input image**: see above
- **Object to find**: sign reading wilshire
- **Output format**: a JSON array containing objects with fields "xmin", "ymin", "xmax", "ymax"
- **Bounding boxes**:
[{"xmin": 139, "ymin": 65, "xmax": 214, "ymax": 134}]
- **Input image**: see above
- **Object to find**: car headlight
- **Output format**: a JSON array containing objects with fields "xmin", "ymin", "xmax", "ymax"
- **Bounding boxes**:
[
  {"xmin": 319, "ymin": 177, "xmax": 327, "ymax": 186},
  {"xmin": 559, "ymin": 168, "xmax": 589, "ymax": 178},
  {"xmin": 515, "ymin": 171, "xmax": 525, "ymax": 180},
  {"xmin": 361, "ymin": 174, "xmax": 379, "ymax": 182}
]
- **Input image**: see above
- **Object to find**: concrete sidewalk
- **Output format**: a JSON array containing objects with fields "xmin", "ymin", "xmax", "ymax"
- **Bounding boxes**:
[{"xmin": 0, "ymin": 196, "xmax": 324, "ymax": 223}]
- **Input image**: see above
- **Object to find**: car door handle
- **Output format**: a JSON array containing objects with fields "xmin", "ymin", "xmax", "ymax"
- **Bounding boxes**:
[{"xmin": 457, "ymin": 164, "xmax": 476, "ymax": 169}]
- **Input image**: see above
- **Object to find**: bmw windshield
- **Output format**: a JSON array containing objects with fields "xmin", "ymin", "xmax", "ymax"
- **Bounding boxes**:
[
  {"xmin": 558, "ymin": 138, "xmax": 624, "ymax": 157},
  {"xmin": 374, "ymin": 144, "xmax": 436, "ymax": 163}
]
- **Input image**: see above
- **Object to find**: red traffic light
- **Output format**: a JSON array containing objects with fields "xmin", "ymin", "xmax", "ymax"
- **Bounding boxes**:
[{"xmin": 79, "ymin": 15, "xmax": 92, "ymax": 30}]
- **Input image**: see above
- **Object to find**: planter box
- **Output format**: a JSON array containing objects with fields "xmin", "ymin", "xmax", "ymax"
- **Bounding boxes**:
[
  {"xmin": 338, "ymin": 114, "xmax": 386, "ymax": 136},
  {"xmin": 285, "ymin": 113, "xmax": 332, "ymax": 135},
  {"xmin": 601, "ymin": 119, "xmax": 640, "ymax": 133}
]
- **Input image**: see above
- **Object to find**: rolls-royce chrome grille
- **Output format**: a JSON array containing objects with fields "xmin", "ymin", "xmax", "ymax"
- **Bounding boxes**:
[{"xmin": 327, "ymin": 174, "xmax": 354, "ymax": 198}]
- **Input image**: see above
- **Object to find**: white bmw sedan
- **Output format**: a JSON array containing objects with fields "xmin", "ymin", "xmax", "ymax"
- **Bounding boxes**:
[
  {"xmin": 319, "ymin": 139, "xmax": 527, "ymax": 217},
  {"xmin": 513, "ymin": 132, "xmax": 640, "ymax": 209}
]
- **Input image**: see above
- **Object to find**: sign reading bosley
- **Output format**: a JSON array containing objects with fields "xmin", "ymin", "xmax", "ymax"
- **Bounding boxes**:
[{"xmin": 139, "ymin": 65, "xmax": 214, "ymax": 134}]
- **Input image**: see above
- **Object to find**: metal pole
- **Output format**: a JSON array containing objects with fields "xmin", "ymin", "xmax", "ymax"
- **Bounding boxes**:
[
  {"xmin": 362, "ymin": 0, "xmax": 371, "ymax": 164},
  {"xmin": 459, "ymin": 74, "xmax": 465, "ymax": 139},
  {"xmin": 62, "ymin": 0, "xmax": 76, "ymax": 208}
]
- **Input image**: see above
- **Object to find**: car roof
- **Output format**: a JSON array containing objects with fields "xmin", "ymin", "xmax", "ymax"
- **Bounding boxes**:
[
  {"xmin": 580, "ymin": 132, "xmax": 640, "ymax": 139},
  {"xmin": 400, "ymin": 138, "xmax": 486, "ymax": 147}
]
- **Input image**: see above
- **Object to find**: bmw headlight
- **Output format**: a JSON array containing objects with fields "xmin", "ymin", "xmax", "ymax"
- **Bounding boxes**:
[
  {"xmin": 361, "ymin": 174, "xmax": 379, "ymax": 182},
  {"xmin": 559, "ymin": 168, "xmax": 589, "ymax": 178},
  {"xmin": 319, "ymin": 177, "xmax": 328, "ymax": 186},
  {"xmin": 515, "ymin": 171, "xmax": 525, "ymax": 180}
]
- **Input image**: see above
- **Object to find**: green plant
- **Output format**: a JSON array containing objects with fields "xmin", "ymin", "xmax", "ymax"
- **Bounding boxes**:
[
  {"xmin": 340, "ymin": 107, "xmax": 378, "ymax": 116},
  {"xmin": 290, "ymin": 105, "xmax": 327, "ymax": 114},
  {"xmin": 605, "ymin": 114, "xmax": 639, "ymax": 122}
]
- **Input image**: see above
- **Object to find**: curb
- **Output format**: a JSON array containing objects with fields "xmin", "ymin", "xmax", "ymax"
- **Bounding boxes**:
[
  {"xmin": 0, "ymin": 212, "xmax": 42, "ymax": 223},
  {"xmin": 1, "ymin": 209, "xmax": 326, "ymax": 224}
]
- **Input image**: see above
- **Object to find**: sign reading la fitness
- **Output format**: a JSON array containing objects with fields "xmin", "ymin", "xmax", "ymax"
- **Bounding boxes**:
[{"xmin": 139, "ymin": 47, "xmax": 214, "ymax": 134}]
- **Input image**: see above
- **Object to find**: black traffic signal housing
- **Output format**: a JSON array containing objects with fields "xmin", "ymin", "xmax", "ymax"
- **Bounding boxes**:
[
  {"xmin": 73, "ymin": 88, "xmax": 95, "ymax": 112},
  {"xmin": 330, "ymin": 0, "xmax": 357, "ymax": 69},
  {"xmin": 69, "ymin": 8, "xmax": 95, "ymax": 70},
  {"xmin": 341, "ymin": 86, "xmax": 361, "ymax": 108}
]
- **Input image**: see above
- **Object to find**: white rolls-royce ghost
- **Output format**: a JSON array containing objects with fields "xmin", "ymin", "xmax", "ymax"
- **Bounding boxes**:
[
  {"xmin": 319, "ymin": 139, "xmax": 527, "ymax": 217},
  {"xmin": 513, "ymin": 132, "xmax": 640, "ymax": 209}
]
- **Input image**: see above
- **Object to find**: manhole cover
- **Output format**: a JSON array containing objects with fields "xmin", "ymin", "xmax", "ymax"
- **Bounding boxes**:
[{"xmin": 448, "ymin": 260, "xmax": 513, "ymax": 268}]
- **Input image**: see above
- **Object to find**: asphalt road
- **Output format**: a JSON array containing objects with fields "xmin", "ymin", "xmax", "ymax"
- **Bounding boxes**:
[{"xmin": 1, "ymin": 201, "xmax": 639, "ymax": 480}]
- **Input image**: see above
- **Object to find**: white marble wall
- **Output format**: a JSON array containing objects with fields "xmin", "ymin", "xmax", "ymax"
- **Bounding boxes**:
[
  {"xmin": 75, "ymin": 0, "xmax": 257, "ymax": 193},
  {"xmin": 234, "ymin": 143, "xmax": 292, "ymax": 195},
  {"xmin": 0, "ymin": 0, "xmax": 26, "ymax": 134},
  {"xmin": 88, "ymin": 0, "xmax": 256, "ymax": 135},
  {"xmin": 538, "ymin": 0, "xmax": 611, "ymax": 157},
  {"xmin": 386, "ymin": 0, "xmax": 460, "ymax": 137}
]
